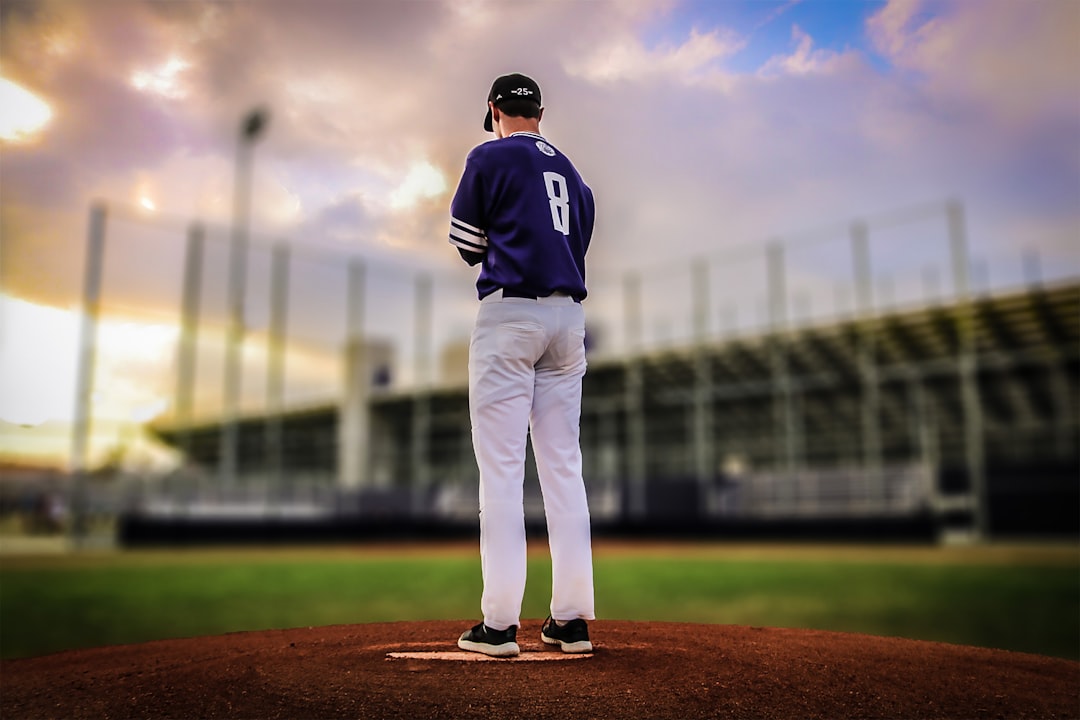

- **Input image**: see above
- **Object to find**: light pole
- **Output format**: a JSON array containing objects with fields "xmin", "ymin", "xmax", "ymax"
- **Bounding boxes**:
[{"xmin": 220, "ymin": 107, "xmax": 269, "ymax": 496}]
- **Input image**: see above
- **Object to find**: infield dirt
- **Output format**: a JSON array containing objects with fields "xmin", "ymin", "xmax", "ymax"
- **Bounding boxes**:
[{"xmin": 2, "ymin": 620, "xmax": 1077, "ymax": 719}]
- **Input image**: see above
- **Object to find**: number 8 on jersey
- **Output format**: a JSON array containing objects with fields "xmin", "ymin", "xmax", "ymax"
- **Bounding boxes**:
[{"xmin": 544, "ymin": 171, "xmax": 569, "ymax": 235}]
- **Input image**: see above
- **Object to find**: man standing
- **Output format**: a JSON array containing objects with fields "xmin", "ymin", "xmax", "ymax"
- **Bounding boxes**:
[{"xmin": 449, "ymin": 73, "xmax": 596, "ymax": 657}]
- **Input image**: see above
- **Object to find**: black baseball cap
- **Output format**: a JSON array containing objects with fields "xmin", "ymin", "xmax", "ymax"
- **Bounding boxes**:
[{"xmin": 483, "ymin": 73, "xmax": 542, "ymax": 132}]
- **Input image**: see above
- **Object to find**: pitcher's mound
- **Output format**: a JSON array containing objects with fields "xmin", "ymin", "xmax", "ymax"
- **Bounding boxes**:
[{"xmin": 2, "ymin": 621, "xmax": 1077, "ymax": 719}]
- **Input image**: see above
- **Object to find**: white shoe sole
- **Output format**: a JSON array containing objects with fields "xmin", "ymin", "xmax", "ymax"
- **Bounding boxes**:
[
  {"xmin": 541, "ymin": 633, "xmax": 593, "ymax": 654},
  {"xmin": 458, "ymin": 637, "xmax": 520, "ymax": 657}
]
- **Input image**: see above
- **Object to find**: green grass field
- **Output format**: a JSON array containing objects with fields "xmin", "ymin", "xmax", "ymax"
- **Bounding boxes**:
[{"xmin": 1, "ymin": 541, "xmax": 1076, "ymax": 661}]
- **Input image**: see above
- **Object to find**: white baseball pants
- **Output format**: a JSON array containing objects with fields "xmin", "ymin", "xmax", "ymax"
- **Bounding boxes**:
[{"xmin": 469, "ymin": 290, "xmax": 595, "ymax": 631}]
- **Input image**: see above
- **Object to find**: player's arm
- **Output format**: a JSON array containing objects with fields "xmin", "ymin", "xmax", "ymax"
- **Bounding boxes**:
[
  {"xmin": 448, "ymin": 152, "xmax": 489, "ymax": 264},
  {"xmin": 458, "ymin": 248, "xmax": 484, "ymax": 266}
]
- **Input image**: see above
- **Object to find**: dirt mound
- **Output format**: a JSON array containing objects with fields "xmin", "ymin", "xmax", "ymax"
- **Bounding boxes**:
[{"xmin": 2, "ymin": 621, "xmax": 1077, "ymax": 719}]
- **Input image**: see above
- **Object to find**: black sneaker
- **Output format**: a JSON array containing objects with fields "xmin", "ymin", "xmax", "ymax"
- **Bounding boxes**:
[
  {"xmin": 540, "ymin": 616, "xmax": 592, "ymax": 653},
  {"xmin": 457, "ymin": 622, "xmax": 520, "ymax": 657}
]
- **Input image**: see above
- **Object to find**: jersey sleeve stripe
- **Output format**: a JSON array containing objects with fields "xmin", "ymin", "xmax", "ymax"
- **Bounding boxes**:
[
  {"xmin": 449, "ymin": 233, "xmax": 486, "ymax": 253},
  {"xmin": 450, "ymin": 218, "xmax": 488, "ymax": 251},
  {"xmin": 451, "ymin": 217, "xmax": 485, "ymax": 236}
]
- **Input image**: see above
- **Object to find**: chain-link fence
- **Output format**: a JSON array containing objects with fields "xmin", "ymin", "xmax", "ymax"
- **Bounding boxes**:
[{"xmin": 6, "ymin": 198, "xmax": 1075, "ymax": 544}]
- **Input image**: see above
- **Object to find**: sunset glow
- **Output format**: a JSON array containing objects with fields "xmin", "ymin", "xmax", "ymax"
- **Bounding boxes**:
[
  {"xmin": 389, "ymin": 161, "xmax": 447, "ymax": 210},
  {"xmin": 0, "ymin": 296, "xmax": 178, "ymax": 428},
  {"xmin": 2, "ymin": 0, "xmax": 1077, "ymax": 472},
  {"xmin": 0, "ymin": 78, "xmax": 53, "ymax": 143}
]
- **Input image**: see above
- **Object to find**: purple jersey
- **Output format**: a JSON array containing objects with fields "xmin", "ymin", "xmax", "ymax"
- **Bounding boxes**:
[{"xmin": 449, "ymin": 132, "xmax": 594, "ymax": 301}]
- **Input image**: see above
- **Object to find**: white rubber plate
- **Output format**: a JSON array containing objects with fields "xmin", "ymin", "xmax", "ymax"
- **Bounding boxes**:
[{"xmin": 387, "ymin": 651, "xmax": 593, "ymax": 662}]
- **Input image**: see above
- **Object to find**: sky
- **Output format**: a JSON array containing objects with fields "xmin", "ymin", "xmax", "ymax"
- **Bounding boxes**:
[{"xmin": 1, "ymin": 0, "xmax": 1078, "ymax": 469}]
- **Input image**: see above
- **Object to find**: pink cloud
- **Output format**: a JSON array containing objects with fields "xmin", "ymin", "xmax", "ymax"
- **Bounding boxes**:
[{"xmin": 868, "ymin": 0, "xmax": 1080, "ymax": 127}]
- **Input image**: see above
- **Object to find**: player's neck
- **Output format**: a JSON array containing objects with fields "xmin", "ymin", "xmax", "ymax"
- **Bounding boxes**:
[{"xmin": 497, "ymin": 116, "xmax": 541, "ymax": 138}]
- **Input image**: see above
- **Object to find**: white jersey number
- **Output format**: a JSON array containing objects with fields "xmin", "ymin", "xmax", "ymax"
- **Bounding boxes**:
[{"xmin": 543, "ymin": 171, "xmax": 570, "ymax": 235}]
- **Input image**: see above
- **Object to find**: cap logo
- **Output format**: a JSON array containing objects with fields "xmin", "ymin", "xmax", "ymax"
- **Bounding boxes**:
[{"xmin": 510, "ymin": 87, "xmax": 534, "ymax": 97}]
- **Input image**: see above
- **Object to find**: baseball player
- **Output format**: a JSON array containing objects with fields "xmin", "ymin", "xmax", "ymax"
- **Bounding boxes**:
[{"xmin": 449, "ymin": 73, "xmax": 596, "ymax": 657}]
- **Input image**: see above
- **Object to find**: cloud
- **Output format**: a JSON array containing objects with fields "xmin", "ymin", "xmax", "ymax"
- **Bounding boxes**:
[
  {"xmin": 861, "ymin": 0, "xmax": 1079, "ymax": 258},
  {"xmin": 389, "ymin": 162, "xmax": 448, "ymax": 211},
  {"xmin": 867, "ymin": 0, "xmax": 1080, "ymax": 127},
  {"xmin": 302, "ymin": 192, "xmax": 376, "ymax": 246},
  {"xmin": 758, "ymin": 25, "xmax": 856, "ymax": 77},
  {"xmin": 754, "ymin": 0, "xmax": 805, "ymax": 31},
  {"xmin": 566, "ymin": 26, "xmax": 745, "ymax": 89},
  {"xmin": 2, "ymin": 0, "xmax": 1077, "ymax": 317}
]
